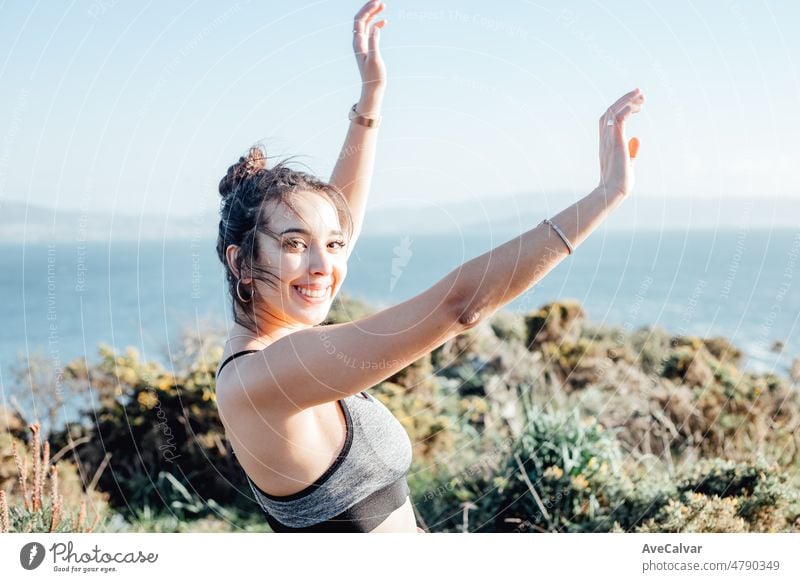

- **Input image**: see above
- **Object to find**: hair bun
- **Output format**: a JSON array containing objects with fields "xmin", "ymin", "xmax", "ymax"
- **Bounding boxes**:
[{"xmin": 219, "ymin": 145, "xmax": 268, "ymax": 199}]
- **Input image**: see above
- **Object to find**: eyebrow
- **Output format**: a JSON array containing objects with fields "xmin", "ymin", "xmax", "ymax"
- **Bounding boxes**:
[{"xmin": 279, "ymin": 227, "xmax": 344, "ymax": 237}]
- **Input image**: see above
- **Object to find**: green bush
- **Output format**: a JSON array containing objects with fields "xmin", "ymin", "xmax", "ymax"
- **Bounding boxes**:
[
  {"xmin": 488, "ymin": 310, "xmax": 527, "ymax": 344},
  {"xmin": 8, "ymin": 294, "xmax": 797, "ymax": 533},
  {"xmin": 414, "ymin": 403, "xmax": 626, "ymax": 532},
  {"xmin": 52, "ymin": 345, "xmax": 251, "ymax": 518},
  {"xmin": 524, "ymin": 300, "xmax": 586, "ymax": 349},
  {"xmin": 609, "ymin": 459, "xmax": 800, "ymax": 533}
]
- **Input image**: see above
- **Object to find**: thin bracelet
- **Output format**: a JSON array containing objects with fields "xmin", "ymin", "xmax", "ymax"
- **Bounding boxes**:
[{"xmin": 542, "ymin": 218, "xmax": 574, "ymax": 255}]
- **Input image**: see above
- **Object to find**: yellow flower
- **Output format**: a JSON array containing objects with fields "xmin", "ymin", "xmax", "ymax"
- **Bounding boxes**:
[
  {"xmin": 119, "ymin": 369, "xmax": 138, "ymax": 385},
  {"xmin": 571, "ymin": 474, "xmax": 589, "ymax": 490},
  {"xmin": 137, "ymin": 391, "xmax": 158, "ymax": 410},
  {"xmin": 156, "ymin": 376, "xmax": 175, "ymax": 391},
  {"xmin": 587, "ymin": 457, "xmax": 598, "ymax": 470},
  {"xmin": 544, "ymin": 465, "xmax": 564, "ymax": 480}
]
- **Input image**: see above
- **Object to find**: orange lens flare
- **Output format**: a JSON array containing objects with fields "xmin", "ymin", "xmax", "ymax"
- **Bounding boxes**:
[{"xmin": 628, "ymin": 137, "xmax": 640, "ymax": 159}]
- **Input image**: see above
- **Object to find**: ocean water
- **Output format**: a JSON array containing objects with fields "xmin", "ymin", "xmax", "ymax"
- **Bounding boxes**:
[{"xmin": 1, "ymin": 228, "xmax": 799, "ymax": 389}]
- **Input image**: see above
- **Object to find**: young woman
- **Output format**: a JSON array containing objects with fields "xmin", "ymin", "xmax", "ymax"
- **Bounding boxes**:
[{"xmin": 214, "ymin": 0, "xmax": 645, "ymax": 533}]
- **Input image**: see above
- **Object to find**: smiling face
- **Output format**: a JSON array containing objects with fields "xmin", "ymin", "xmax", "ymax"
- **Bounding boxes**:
[{"xmin": 248, "ymin": 190, "xmax": 349, "ymax": 330}]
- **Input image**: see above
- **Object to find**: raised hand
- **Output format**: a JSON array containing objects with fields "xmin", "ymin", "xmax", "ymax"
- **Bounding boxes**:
[
  {"xmin": 598, "ymin": 88, "xmax": 645, "ymax": 198},
  {"xmin": 352, "ymin": 0, "xmax": 387, "ymax": 93}
]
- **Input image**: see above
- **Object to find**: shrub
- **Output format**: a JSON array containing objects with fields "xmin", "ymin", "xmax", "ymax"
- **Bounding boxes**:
[
  {"xmin": 702, "ymin": 336, "xmax": 743, "ymax": 367},
  {"xmin": 1, "ymin": 423, "xmax": 107, "ymax": 533},
  {"xmin": 674, "ymin": 458, "xmax": 799, "ymax": 532},
  {"xmin": 524, "ymin": 300, "xmax": 586, "ymax": 349},
  {"xmin": 628, "ymin": 325, "xmax": 672, "ymax": 376},
  {"xmin": 414, "ymin": 404, "xmax": 627, "ymax": 532},
  {"xmin": 611, "ymin": 459, "xmax": 800, "ymax": 533},
  {"xmin": 488, "ymin": 310, "xmax": 527, "ymax": 344},
  {"xmin": 52, "ymin": 345, "xmax": 250, "ymax": 517}
]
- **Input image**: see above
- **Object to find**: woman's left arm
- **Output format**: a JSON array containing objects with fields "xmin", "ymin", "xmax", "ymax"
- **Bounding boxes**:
[{"xmin": 330, "ymin": 1, "xmax": 387, "ymax": 250}]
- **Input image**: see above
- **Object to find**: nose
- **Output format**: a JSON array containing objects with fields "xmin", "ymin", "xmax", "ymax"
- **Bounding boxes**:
[{"xmin": 307, "ymin": 241, "xmax": 333, "ymax": 276}]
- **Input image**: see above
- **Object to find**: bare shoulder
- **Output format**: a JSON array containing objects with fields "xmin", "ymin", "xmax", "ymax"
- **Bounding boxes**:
[{"xmin": 214, "ymin": 346, "xmax": 299, "ymax": 418}]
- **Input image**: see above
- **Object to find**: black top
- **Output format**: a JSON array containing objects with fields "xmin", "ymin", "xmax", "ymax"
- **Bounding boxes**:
[
  {"xmin": 215, "ymin": 348, "xmax": 411, "ymax": 531},
  {"xmin": 215, "ymin": 349, "xmax": 261, "ymax": 377}
]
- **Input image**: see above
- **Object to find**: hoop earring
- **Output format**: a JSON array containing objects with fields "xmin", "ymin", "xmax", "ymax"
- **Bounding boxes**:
[{"xmin": 236, "ymin": 279, "xmax": 252, "ymax": 303}]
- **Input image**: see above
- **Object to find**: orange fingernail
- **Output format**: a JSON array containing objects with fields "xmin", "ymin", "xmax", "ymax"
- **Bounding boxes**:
[{"xmin": 629, "ymin": 137, "xmax": 640, "ymax": 159}]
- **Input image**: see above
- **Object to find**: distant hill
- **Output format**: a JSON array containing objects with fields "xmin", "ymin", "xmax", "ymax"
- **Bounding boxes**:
[
  {"xmin": 2, "ymin": 194, "xmax": 796, "ymax": 242},
  {"xmin": 360, "ymin": 194, "xmax": 800, "ymax": 236},
  {"xmin": 0, "ymin": 200, "xmax": 215, "ymax": 242}
]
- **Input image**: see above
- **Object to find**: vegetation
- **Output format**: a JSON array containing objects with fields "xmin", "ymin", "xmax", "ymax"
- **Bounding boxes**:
[
  {"xmin": 1, "ymin": 423, "xmax": 106, "ymax": 533},
  {"xmin": 2, "ymin": 293, "xmax": 799, "ymax": 532}
]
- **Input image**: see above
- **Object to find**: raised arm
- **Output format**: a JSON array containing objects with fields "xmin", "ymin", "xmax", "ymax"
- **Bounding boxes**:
[
  {"xmin": 216, "ymin": 89, "xmax": 644, "ymax": 414},
  {"xmin": 330, "ymin": 1, "xmax": 387, "ymax": 252},
  {"xmin": 449, "ymin": 89, "xmax": 646, "ymax": 325}
]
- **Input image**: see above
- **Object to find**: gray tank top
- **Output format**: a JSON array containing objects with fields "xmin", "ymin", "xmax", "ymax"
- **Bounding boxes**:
[{"xmin": 245, "ymin": 390, "xmax": 413, "ymax": 529}]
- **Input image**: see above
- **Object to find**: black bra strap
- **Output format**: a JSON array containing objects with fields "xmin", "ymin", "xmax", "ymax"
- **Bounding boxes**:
[{"xmin": 216, "ymin": 349, "xmax": 262, "ymax": 377}]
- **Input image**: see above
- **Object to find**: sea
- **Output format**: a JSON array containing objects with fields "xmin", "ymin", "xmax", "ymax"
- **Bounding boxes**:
[{"xmin": 2, "ymin": 228, "xmax": 799, "ymax": 394}]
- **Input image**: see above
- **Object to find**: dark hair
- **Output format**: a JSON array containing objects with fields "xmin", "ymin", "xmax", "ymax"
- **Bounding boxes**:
[{"xmin": 216, "ymin": 144, "xmax": 354, "ymax": 333}]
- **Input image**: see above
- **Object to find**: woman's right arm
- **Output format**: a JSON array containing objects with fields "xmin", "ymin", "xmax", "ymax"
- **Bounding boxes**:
[{"xmin": 217, "ymin": 89, "xmax": 644, "ymax": 414}]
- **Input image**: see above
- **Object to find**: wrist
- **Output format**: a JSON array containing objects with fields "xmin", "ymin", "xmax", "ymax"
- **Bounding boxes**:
[
  {"xmin": 358, "ymin": 87, "xmax": 385, "ymax": 114},
  {"xmin": 593, "ymin": 183, "xmax": 628, "ymax": 205}
]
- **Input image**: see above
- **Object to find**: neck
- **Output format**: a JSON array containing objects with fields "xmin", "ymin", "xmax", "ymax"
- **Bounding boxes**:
[{"xmin": 229, "ymin": 314, "xmax": 309, "ymax": 347}]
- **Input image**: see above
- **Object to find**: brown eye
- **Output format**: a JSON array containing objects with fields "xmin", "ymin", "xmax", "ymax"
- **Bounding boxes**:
[
  {"xmin": 284, "ymin": 239, "xmax": 306, "ymax": 251},
  {"xmin": 330, "ymin": 240, "xmax": 347, "ymax": 250}
]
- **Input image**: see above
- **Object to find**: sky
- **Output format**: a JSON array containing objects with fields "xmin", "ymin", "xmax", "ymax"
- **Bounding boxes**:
[{"xmin": 1, "ymin": 0, "xmax": 798, "ymax": 225}]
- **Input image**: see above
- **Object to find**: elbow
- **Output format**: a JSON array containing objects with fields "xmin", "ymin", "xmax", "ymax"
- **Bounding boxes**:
[
  {"xmin": 441, "ymin": 267, "xmax": 487, "ymax": 331},
  {"xmin": 449, "ymin": 294, "xmax": 485, "ymax": 330},
  {"xmin": 456, "ymin": 305, "xmax": 483, "ymax": 329}
]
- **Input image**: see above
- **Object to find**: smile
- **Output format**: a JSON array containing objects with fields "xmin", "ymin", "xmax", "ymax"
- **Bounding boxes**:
[{"xmin": 292, "ymin": 285, "xmax": 331, "ymax": 303}]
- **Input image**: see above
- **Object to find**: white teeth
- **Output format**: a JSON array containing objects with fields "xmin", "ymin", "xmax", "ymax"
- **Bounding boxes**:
[{"xmin": 295, "ymin": 286, "xmax": 329, "ymax": 298}]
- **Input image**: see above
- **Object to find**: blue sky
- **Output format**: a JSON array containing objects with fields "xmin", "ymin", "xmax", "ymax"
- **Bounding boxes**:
[{"xmin": 1, "ymin": 0, "xmax": 798, "ymax": 223}]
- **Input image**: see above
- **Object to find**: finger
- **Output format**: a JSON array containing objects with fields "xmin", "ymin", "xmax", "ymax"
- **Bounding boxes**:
[
  {"xmin": 628, "ymin": 137, "xmax": 640, "ymax": 159},
  {"xmin": 599, "ymin": 93, "xmax": 634, "ymax": 125},
  {"xmin": 367, "ymin": 19, "xmax": 385, "ymax": 53},
  {"xmin": 354, "ymin": 0, "xmax": 381, "ymax": 23},
  {"xmin": 612, "ymin": 93, "xmax": 644, "ymax": 119},
  {"xmin": 354, "ymin": 0, "xmax": 383, "ymax": 32},
  {"xmin": 365, "ymin": 3, "xmax": 386, "ymax": 35},
  {"xmin": 353, "ymin": 2, "xmax": 383, "ymax": 56},
  {"xmin": 353, "ymin": 34, "xmax": 367, "ymax": 60},
  {"xmin": 611, "ymin": 101, "xmax": 643, "ymax": 126},
  {"xmin": 599, "ymin": 89, "xmax": 644, "ymax": 126},
  {"xmin": 601, "ymin": 94, "xmax": 644, "ymax": 134},
  {"xmin": 608, "ymin": 87, "xmax": 642, "ymax": 114},
  {"xmin": 600, "ymin": 107, "xmax": 621, "ymax": 135}
]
